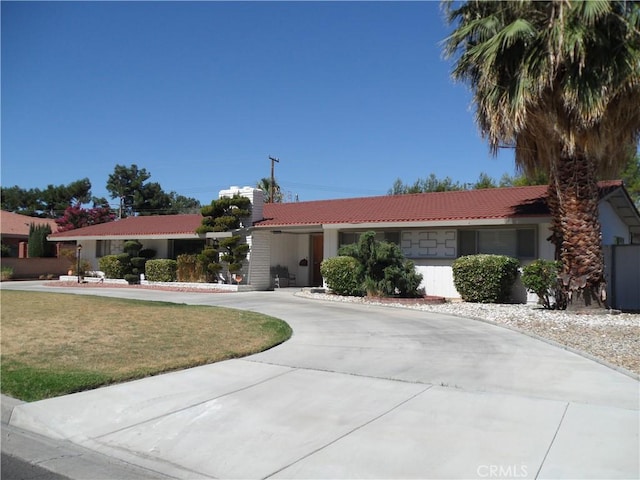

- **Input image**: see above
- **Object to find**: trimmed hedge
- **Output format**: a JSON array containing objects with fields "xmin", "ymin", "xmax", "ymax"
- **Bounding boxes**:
[
  {"xmin": 99, "ymin": 255, "xmax": 125, "ymax": 279},
  {"xmin": 452, "ymin": 254, "xmax": 519, "ymax": 303},
  {"xmin": 145, "ymin": 259, "xmax": 177, "ymax": 282},
  {"xmin": 320, "ymin": 256, "xmax": 364, "ymax": 296}
]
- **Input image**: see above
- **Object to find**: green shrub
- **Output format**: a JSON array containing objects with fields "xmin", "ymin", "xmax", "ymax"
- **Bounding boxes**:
[
  {"xmin": 99, "ymin": 255, "xmax": 125, "ymax": 279},
  {"xmin": 124, "ymin": 274, "xmax": 140, "ymax": 285},
  {"xmin": 116, "ymin": 253, "xmax": 131, "ymax": 264},
  {"xmin": 452, "ymin": 254, "xmax": 520, "ymax": 303},
  {"xmin": 138, "ymin": 248, "xmax": 156, "ymax": 259},
  {"xmin": 379, "ymin": 260, "xmax": 424, "ymax": 298},
  {"xmin": 145, "ymin": 259, "xmax": 177, "ymax": 282},
  {"xmin": 27, "ymin": 224, "xmax": 54, "ymax": 258},
  {"xmin": 337, "ymin": 231, "xmax": 423, "ymax": 298},
  {"xmin": 123, "ymin": 240, "xmax": 142, "ymax": 256},
  {"xmin": 521, "ymin": 259, "xmax": 561, "ymax": 309},
  {"xmin": 1, "ymin": 243, "xmax": 11, "ymax": 257},
  {"xmin": 320, "ymin": 256, "xmax": 364, "ymax": 296},
  {"xmin": 130, "ymin": 257, "xmax": 147, "ymax": 270}
]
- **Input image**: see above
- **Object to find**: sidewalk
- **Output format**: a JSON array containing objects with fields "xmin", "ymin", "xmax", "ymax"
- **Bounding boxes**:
[{"xmin": 2, "ymin": 282, "xmax": 639, "ymax": 479}]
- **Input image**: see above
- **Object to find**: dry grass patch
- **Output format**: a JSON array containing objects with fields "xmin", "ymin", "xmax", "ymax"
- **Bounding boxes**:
[{"xmin": 1, "ymin": 290, "xmax": 291, "ymax": 400}]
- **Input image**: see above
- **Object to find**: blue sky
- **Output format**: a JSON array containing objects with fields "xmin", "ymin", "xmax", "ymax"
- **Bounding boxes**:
[{"xmin": 2, "ymin": 1, "xmax": 518, "ymax": 206}]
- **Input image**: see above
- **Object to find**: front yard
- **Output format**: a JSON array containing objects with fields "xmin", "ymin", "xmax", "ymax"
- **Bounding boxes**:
[{"xmin": 0, "ymin": 290, "xmax": 291, "ymax": 401}]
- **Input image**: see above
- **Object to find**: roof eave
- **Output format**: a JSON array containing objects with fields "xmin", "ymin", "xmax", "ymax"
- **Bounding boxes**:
[
  {"xmin": 322, "ymin": 217, "xmax": 550, "ymax": 229},
  {"xmin": 48, "ymin": 233, "xmax": 205, "ymax": 241}
]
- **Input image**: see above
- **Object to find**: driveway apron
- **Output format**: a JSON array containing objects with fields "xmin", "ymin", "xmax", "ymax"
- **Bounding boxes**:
[{"xmin": 4, "ymin": 283, "xmax": 639, "ymax": 479}]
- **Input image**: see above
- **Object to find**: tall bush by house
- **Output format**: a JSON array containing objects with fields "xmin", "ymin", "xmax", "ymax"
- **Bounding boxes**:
[
  {"xmin": 195, "ymin": 194, "xmax": 251, "ymax": 283},
  {"xmin": 320, "ymin": 256, "xmax": 364, "ymax": 296},
  {"xmin": 452, "ymin": 254, "xmax": 520, "ymax": 303},
  {"xmin": 145, "ymin": 259, "xmax": 177, "ymax": 282},
  {"xmin": 27, "ymin": 224, "xmax": 54, "ymax": 258},
  {"xmin": 219, "ymin": 236, "xmax": 249, "ymax": 282},
  {"xmin": 336, "ymin": 231, "xmax": 423, "ymax": 298},
  {"xmin": 521, "ymin": 259, "xmax": 562, "ymax": 309}
]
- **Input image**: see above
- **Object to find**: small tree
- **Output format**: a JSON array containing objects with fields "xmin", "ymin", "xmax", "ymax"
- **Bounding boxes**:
[
  {"xmin": 196, "ymin": 194, "xmax": 251, "ymax": 233},
  {"xmin": 219, "ymin": 236, "xmax": 249, "ymax": 282},
  {"xmin": 195, "ymin": 194, "xmax": 252, "ymax": 283},
  {"xmin": 197, "ymin": 245, "xmax": 222, "ymax": 283},
  {"xmin": 338, "ymin": 231, "xmax": 423, "ymax": 298},
  {"xmin": 27, "ymin": 224, "xmax": 54, "ymax": 258},
  {"xmin": 521, "ymin": 260, "xmax": 563, "ymax": 309},
  {"xmin": 55, "ymin": 203, "xmax": 115, "ymax": 232}
]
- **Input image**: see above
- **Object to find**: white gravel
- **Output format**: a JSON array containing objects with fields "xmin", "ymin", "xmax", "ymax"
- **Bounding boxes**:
[{"xmin": 297, "ymin": 291, "xmax": 640, "ymax": 377}]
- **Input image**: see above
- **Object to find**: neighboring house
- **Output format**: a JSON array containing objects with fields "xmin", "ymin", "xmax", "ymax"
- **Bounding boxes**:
[
  {"xmin": 48, "ymin": 181, "xmax": 640, "ymax": 303},
  {"xmin": 0, "ymin": 210, "xmax": 59, "ymax": 257}
]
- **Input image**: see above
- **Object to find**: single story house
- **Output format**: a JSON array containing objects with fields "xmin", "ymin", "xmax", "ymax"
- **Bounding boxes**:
[
  {"xmin": 1, "ymin": 210, "xmax": 60, "ymax": 258},
  {"xmin": 48, "ymin": 181, "xmax": 640, "ymax": 302}
]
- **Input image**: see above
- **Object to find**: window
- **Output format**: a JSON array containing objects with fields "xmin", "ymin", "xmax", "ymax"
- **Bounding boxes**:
[
  {"xmin": 339, "ymin": 231, "xmax": 400, "ymax": 248},
  {"xmin": 171, "ymin": 239, "xmax": 205, "ymax": 259},
  {"xmin": 96, "ymin": 240, "xmax": 112, "ymax": 257},
  {"xmin": 458, "ymin": 228, "xmax": 536, "ymax": 259}
]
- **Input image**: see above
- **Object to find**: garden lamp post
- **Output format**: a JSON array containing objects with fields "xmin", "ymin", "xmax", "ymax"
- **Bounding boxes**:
[{"xmin": 76, "ymin": 244, "xmax": 82, "ymax": 283}]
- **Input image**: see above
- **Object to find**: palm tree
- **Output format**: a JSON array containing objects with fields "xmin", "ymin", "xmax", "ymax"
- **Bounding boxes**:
[
  {"xmin": 443, "ymin": 0, "xmax": 640, "ymax": 309},
  {"xmin": 256, "ymin": 177, "xmax": 283, "ymax": 203}
]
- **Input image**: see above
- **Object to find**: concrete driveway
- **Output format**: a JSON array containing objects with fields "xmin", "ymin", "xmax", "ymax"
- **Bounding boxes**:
[{"xmin": 2, "ymin": 282, "xmax": 639, "ymax": 479}]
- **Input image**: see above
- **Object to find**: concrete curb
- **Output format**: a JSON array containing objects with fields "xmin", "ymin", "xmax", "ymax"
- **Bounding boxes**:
[{"xmin": 1, "ymin": 395, "xmax": 174, "ymax": 479}]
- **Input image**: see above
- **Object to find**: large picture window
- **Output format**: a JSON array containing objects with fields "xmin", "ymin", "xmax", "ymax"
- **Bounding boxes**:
[
  {"xmin": 96, "ymin": 240, "xmax": 112, "ymax": 257},
  {"xmin": 339, "ymin": 231, "xmax": 400, "ymax": 248},
  {"xmin": 459, "ymin": 228, "xmax": 536, "ymax": 259}
]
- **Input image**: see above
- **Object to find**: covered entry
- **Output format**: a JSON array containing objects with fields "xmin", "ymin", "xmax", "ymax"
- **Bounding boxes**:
[{"xmin": 267, "ymin": 230, "xmax": 324, "ymax": 287}]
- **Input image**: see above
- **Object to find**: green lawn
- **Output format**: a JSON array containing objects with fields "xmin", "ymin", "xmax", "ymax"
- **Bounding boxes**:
[{"xmin": 0, "ymin": 290, "xmax": 291, "ymax": 401}]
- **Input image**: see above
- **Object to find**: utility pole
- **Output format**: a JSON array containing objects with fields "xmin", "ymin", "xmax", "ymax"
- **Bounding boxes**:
[{"xmin": 269, "ymin": 156, "xmax": 279, "ymax": 203}]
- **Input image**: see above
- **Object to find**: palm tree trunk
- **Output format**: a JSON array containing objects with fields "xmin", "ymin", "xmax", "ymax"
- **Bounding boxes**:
[{"xmin": 550, "ymin": 155, "xmax": 606, "ymax": 310}]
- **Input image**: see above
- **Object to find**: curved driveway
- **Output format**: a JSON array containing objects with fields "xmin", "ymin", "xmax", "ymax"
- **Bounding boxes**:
[{"xmin": 4, "ymin": 283, "xmax": 639, "ymax": 479}]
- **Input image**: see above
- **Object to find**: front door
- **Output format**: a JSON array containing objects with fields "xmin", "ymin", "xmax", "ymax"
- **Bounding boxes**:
[{"xmin": 311, "ymin": 234, "xmax": 324, "ymax": 286}]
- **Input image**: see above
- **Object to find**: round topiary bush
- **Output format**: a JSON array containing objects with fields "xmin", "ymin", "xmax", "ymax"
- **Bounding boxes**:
[
  {"xmin": 452, "ymin": 254, "xmax": 520, "ymax": 303},
  {"xmin": 124, "ymin": 273, "xmax": 140, "ymax": 285},
  {"xmin": 320, "ymin": 256, "xmax": 364, "ymax": 296}
]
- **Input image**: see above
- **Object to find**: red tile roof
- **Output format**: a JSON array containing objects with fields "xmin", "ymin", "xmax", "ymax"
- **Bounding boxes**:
[
  {"xmin": 257, "ymin": 184, "xmax": 556, "ymax": 227},
  {"xmin": 47, "ymin": 180, "xmax": 625, "ymax": 237},
  {"xmin": 0, "ymin": 210, "xmax": 59, "ymax": 237},
  {"xmin": 49, "ymin": 214, "xmax": 203, "ymax": 239}
]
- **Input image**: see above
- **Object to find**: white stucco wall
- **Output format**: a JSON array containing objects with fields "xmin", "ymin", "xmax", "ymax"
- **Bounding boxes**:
[
  {"xmin": 415, "ymin": 262, "xmax": 459, "ymax": 298},
  {"xmin": 78, "ymin": 240, "xmax": 99, "ymax": 270},
  {"xmin": 270, "ymin": 234, "xmax": 299, "ymax": 270},
  {"xmin": 323, "ymin": 228, "xmax": 339, "ymax": 258},
  {"xmin": 599, "ymin": 200, "xmax": 630, "ymax": 245},
  {"xmin": 536, "ymin": 223, "xmax": 554, "ymax": 261}
]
